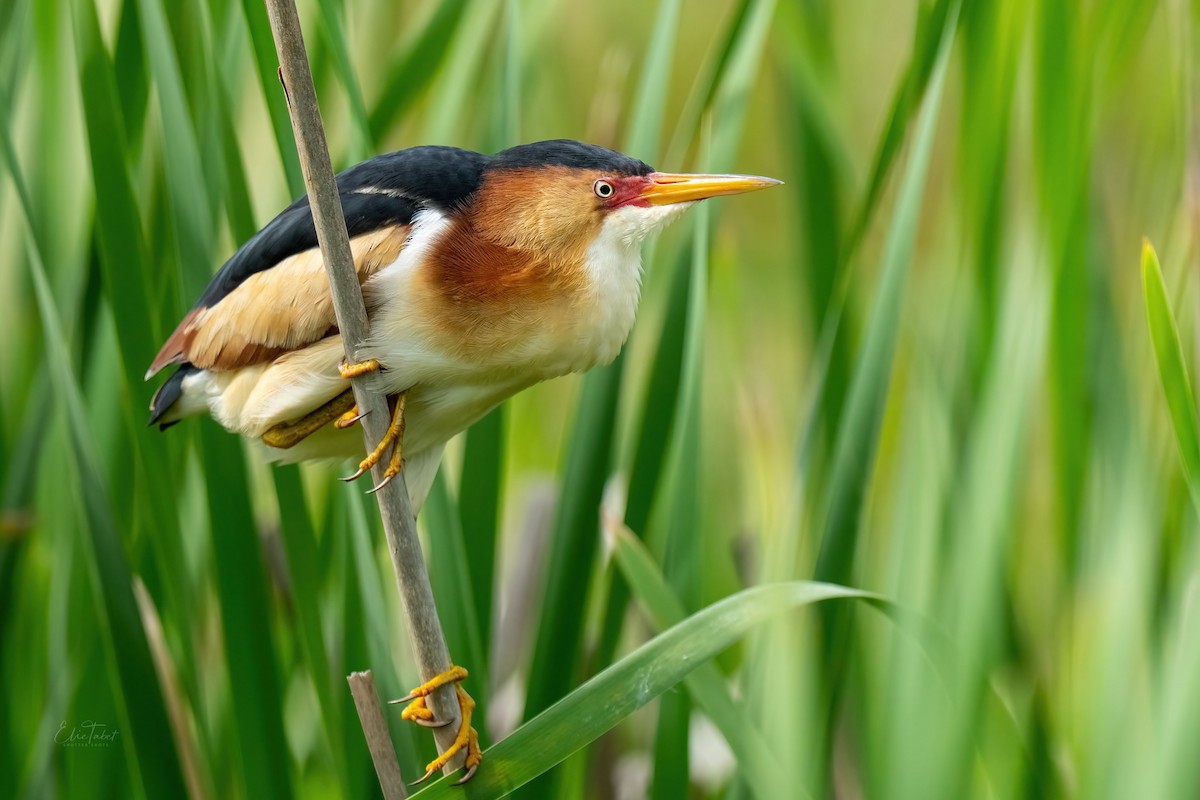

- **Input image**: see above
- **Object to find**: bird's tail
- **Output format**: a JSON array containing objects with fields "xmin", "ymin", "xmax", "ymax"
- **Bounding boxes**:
[{"xmin": 148, "ymin": 363, "xmax": 198, "ymax": 430}]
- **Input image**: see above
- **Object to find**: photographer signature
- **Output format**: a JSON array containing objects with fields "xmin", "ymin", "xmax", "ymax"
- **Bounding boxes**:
[{"xmin": 55, "ymin": 720, "xmax": 120, "ymax": 747}]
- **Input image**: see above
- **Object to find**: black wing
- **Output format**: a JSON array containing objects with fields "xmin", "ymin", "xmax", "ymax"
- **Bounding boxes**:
[{"xmin": 194, "ymin": 146, "xmax": 490, "ymax": 310}]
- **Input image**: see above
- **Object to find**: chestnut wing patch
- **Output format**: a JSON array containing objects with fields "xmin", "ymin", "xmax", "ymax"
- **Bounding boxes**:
[{"xmin": 150, "ymin": 224, "xmax": 409, "ymax": 373}]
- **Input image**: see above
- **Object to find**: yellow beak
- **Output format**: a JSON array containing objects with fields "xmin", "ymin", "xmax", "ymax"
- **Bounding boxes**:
[{"xmin": 639, "ymin": 172, "xmax": 783, "ymax": 205}]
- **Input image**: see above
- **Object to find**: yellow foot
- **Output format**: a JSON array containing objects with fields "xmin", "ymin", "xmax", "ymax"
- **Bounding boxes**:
[
  {"xmin": 391, "ymin": 667, "xmax": 482, "ymax": 785},
  {"xmin": 341, "ymin": 393, "xmax": 406, "ymax": 490},
  {"xmin": 367, "ymin": 427, "xmax": 405, "ymax": 496},
  {"xmin": 260, "ymin": 390, "xmax": 355, "ymax": 449},
  {"xmin": 338, "ymin": 358, "xmax": 380, "ymax": 379},
  {"xmin": 333, "ymin": 405, "xmax": 365, "ymax": 429}
]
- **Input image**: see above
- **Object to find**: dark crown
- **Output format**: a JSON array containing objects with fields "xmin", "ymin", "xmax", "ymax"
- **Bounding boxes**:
[{"xmin": 489, "ymin": 139, "xmax": 654, "ymax": 177}]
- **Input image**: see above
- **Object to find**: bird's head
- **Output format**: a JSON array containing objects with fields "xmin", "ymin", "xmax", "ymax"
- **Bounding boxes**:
[
  {"xmin": 467, "ymin": 140, "xmax": 781, "ymax": 258},
  {"xmin": 410, "ymin": 140, "xmax": 781, "ymax": 369}
]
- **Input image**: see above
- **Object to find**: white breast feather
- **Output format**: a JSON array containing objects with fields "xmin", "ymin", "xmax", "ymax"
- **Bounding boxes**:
[{"xmin": 577, "ymin": 203, "xmax": 693, "ymax": 368}]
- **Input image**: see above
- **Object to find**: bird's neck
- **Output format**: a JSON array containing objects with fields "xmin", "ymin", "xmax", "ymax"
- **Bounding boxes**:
[
  {"xmin": 578, "ymin": 214, "xmax": 645, "ymax": 363},
  {"xmin": 419, "ymin": 214, "xmax": 642, "ymax": 376}
]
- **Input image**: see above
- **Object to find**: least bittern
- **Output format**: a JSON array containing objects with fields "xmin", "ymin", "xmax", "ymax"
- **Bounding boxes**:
[{"xmin": 145, "ymin": 139, "xmax": 780, "ymax": 782}]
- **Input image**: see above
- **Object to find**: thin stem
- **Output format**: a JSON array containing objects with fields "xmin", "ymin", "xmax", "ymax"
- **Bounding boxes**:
[
  {"xmin": 262, "ymin": 0, "xmax": 464, "ymax": 772},
  {"xmin": 347, "ymin": 671, "xmax": 407, "ymax": 799}
]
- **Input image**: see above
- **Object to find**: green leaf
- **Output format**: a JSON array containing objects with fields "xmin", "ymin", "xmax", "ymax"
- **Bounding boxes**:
[
  {"xmin": 843, "ymin": 0, "xmax": 959, "ymax": 261},
  {"xmin": 662, "ymin": 0, "xmax": 752, "ymax": 164},
  {"xmin": 1141, "ymin": 239, "xmax": 1200, "ymax": 510},
  {"xmin": 0, "ymin": 123, "xmax": 188, "ymax": 799},
  {"xmin": 340, "ymin": 485, "xmax": 424, "ymax": 780},
  {"xmin": 198, "ymin": 427, "xmax": 294, "ymax": 800},
  {"xmin": 71, "ymin": 0, "xmax": 206, "ymax": 715},
  {"xmin": 807, "ymin": 11, "xmax": 959, "ymax": 784},
  {"xmin": 595, "ymin": 0, "xmax": 690, "ymax": 671},
  {"xmin": 612, "ymin": 525, "xmax": 802, "ymax": 800},
  {"xmin": 650, "ymin": 194, "xmax": 712, "ymax": 800},
  {"xmin": 814, "ymin": 0, "xmax": 959, "ymax": 585},
  {"xmin": 69, "ymin": 0, "xmax": 160, "ymax": 381},
  {"xmin": 368, "ymin": 0, "xmax": 469, "ymax": 142},
  {"xmin": 774, "ymin": 2, "xmax": 851, "ymax": 432},
  {"xmin": 412, "ymin": 581, "xmax": 876, "ymax": 799},
  {"xmin": 273, "ymin": 464, "xmax": 349, "ymax": 791},
  {"xmin": 791, "ymin": 0, "xmax": 961, "ymax": 486},
  {"xmin": 457, "ymin": 408, "xmax": 504, "ymax": 677},
  {"xmin": 521, "ymin": 360, "xmax": 622, "ymax": 720},
  {"xmin": 595, "ymin": 247, "xmax": 690, "ymax": 666},
  {"xmin": 622, "ymin": 0, "xmax": 681, "ymax": 158},
  {"xmin": 426, "ymin": 471, "xmax": 489, "ymax": 725},
  {"xmin": 238, "ymin": 0, "xmax": 304, "ymax": 196},
  {"xmin": 314, "ymin": 0, "xmax": 373, "ymax": 160},
  {"xmin": 419, "ymin": 0, "xmax": 503, "ymax": 143},
  {"xmin": 135, "ymin": 0, "xmax": 216, "ymax": 296},
  {"xmin": 128, "ymin": 0, "xmax": 294, "ymax": 793}
]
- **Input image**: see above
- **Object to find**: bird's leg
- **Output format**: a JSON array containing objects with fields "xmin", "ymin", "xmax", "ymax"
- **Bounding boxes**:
[
  {"xmin": 342, "ymin": 392, "xmax": 406, "ymax": 489},
  {"xmin": 259, "ymin": 351, "xmax": 383, "ymax": 449},
  {"xmin": 390, "ymin": 667, "xmax": 482, "ymax": 784},
  {"xmin": 261, "ymin": 390, "xmax": 356, "ymax": 449},
  {"xmin": 367, "ymin": 412, "xmax": 406, "ymax": 495},
  {"xmin": 338, "ymin": 358, "xmax": 380, "ymax": 379}
]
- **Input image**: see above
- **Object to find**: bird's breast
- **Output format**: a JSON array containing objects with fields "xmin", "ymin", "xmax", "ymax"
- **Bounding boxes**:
[{"xmin": 362, "ymin": 212, "xmax": 643, "ymax": 387}]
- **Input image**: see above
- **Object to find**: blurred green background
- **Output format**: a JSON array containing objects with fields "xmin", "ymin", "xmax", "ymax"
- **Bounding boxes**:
[{"xmin": 4, "ymin": 0, "xmax": 1200, "ymax": 797}]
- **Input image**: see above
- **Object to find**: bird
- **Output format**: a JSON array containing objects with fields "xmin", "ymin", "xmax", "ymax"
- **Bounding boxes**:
[{"xmin": 144, "ymin": 138, "xmax": 780, "ymax": 781}]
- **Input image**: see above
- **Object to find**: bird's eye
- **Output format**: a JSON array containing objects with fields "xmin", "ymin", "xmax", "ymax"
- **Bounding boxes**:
[{"xmin": 593, "ymin": 179, "xmax": 615, "ymax": 199}]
